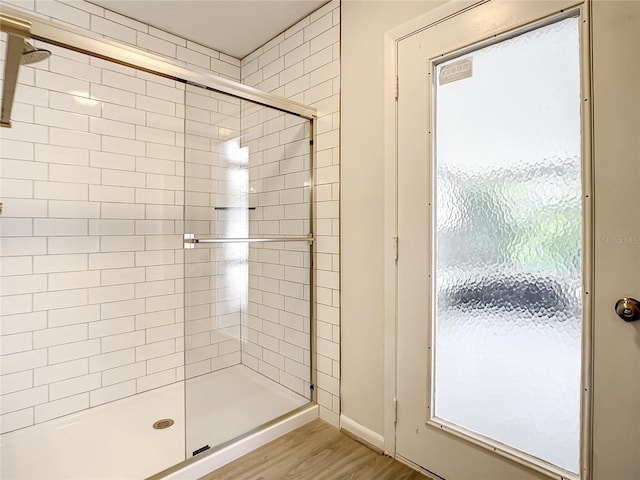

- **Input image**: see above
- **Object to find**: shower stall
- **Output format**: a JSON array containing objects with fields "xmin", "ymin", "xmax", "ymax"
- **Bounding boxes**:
[{"xmin": 0, "ymin": 8, "xmax": 316, "ymax": 479}]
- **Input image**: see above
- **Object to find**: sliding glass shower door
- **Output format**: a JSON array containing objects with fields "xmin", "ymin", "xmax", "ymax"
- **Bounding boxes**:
[
  {"xmin": 183, "ymin": 85, "xmax": 313, "ymax": 457},
  {"xmin": 1, "ymin": 9, "xmax": 316, "ymax": 475},
  {"xmin": 0, "ymin": 37, "xmax": 314, "ymax": 479}
]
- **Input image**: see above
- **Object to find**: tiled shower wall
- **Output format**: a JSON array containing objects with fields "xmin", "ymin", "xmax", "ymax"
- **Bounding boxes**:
[
  {"xmin": 0, "ymin": 0, "xmax": 240, "ymax": 434},
  {"xmin": 0, "ymin": 43, "xmax": 186, "ymax": 434},
  {"xmin": 240, "ymin": 0, "xmax": 341, "ymax": 424}
]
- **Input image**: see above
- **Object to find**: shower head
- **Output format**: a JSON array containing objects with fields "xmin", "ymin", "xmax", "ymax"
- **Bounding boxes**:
[{"xmin": 21, "ymin": 41, "xmax": 51, "ymax": 65}]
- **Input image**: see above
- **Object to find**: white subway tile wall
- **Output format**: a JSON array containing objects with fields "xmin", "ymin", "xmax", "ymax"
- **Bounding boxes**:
[
  {"xmin": 0, "ymin": 0, "xmax": 239, "ymax": 434},
  {"xmin": 241, "ymin": 0, "xmax": 341, "ymax": 425},
  {"xmin": 0, "ymin": 50, "xmax": 186, "ymax": 434}
]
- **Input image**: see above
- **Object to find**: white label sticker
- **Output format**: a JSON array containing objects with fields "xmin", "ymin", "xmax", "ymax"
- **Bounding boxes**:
[{"xmin": 439, "ymin": 58, "xmax": 473, "ymax": 85}]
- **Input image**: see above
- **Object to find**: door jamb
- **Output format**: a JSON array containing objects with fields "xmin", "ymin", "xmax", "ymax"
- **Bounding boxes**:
[{"xmin": 382, "ymin": 0, "xmax": 489, "ymax": 456}]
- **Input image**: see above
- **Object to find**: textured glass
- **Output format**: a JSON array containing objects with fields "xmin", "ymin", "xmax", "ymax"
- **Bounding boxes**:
[{"xmin": 433, "ymin": 18, "xmax": 582, "ymax": 473}]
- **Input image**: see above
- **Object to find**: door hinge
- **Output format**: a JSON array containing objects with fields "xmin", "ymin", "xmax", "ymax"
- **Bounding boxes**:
[
  {"xmin": 393, "ymin": 236, "xmax": 398, "ymax": 262},
  {"xmin": 394, "ymin": 75, "xmax": 399, "ymax": 100},
  {"xmin": 394, "ymin": 398, "xmax": 398, "ymax": 424}
]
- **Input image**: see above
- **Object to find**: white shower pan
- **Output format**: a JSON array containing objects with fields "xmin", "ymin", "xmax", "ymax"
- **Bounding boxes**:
[{"xmin": 1, "ymin": 365, "xmax": 309, "ymax": 479}]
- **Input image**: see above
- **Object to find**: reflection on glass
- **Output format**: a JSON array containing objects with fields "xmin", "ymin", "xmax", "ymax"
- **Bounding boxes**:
[
  {"xmin": 183, "ymin": 90, "xmax": 312, "ymax": 457},
  {"xmin": 433, "ymin": 17, "xmax": 582, "ymax": 473}
]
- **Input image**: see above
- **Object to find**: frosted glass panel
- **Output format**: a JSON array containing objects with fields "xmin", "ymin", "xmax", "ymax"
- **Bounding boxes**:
[{"xmin": 433, "ymin": 18, "xmax": 582, "ymax": 473}]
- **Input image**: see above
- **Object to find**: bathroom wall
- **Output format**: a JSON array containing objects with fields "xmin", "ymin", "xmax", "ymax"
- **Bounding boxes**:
[
  {"xmin": 0, "ymin": 0, "xmax": 240, "ymax": 434},
  {"xmin": 340, "ymin": 0, "xmax": 445, "ymax": 438},
  {"xmin": 240, "ymin": 0, "xmax": 341, "ymax": 424}
]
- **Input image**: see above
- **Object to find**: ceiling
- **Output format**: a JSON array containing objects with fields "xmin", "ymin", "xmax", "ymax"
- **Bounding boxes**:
[{"xmin": 90, "ymin": 0, "xmax": 329, "ymax": 59}]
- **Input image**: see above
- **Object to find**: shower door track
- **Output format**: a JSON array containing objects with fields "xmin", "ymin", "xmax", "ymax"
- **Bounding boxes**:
[{"xmin": 0, "ymin": 7, "xmax": 317, "ymax": 123}]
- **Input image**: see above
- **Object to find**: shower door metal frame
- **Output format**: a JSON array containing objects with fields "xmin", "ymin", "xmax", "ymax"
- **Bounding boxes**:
[
  {"xmin": 0, "ymin": 7, "xmax": 316, "ymax": 121},
  {"xmin": 0, "ymin": 3, "xmax": 319, "ymax": 473}
]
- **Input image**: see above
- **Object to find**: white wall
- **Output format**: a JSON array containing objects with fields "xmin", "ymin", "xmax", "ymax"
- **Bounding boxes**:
[{"xmin": 340, "ymin": 0, "xmax": 445, "ymax": 436}]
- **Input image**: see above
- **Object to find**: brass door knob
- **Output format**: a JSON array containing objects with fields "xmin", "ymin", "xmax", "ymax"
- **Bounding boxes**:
[{"xmin": 614, "ymin": 297, "xmax": 640, "ymax": 322}]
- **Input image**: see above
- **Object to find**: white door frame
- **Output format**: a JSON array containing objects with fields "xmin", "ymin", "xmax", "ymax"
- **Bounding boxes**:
[
  {"xmin": 384, "ymin": 3, "xmax": 490, "ymax": 456},
  {"xmin": 382, "ymin": 0, "xmax": 594, "ymax": 477}
]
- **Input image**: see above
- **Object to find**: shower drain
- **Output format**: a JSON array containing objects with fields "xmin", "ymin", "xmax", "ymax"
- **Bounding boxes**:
[{"xmin": 152, "ymin": 419, "xmax": 175, "ymax": 430}]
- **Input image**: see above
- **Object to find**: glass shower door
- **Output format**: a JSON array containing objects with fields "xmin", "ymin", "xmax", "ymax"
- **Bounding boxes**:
[{"xmin": 183, "ymin": 85, "xmax": 313, "ymax": 457}]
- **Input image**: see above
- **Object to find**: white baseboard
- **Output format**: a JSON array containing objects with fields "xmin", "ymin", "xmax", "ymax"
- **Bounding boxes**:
[
  {"xmin": 339, "ymin": 414, "xmax": 385, "ymax": 451},
  {"xmin": 162, "ymin": 405, "xmax": 319, "ymax": 480}
]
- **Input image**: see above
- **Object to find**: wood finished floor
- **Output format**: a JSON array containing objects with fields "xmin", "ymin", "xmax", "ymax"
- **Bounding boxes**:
[{"xmin": 200, "ymin": 419, "xmax": 432, "ymax": 480}]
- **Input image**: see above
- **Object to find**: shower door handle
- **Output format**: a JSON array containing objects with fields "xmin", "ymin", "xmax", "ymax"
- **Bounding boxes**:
[{"xmin": 184, "ymin": 234, "xmax": 314, "ymax": 248}]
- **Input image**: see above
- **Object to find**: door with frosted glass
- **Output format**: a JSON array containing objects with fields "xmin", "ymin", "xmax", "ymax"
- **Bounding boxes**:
[{"xmin": 394, "ymin": 1, "xmax": 640, "ymax": 478}]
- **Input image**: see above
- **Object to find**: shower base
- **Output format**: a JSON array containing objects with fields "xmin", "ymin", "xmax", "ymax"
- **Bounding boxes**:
[
  {"xmin": 1, "ymin": 365, "xmax": 309, "ymax": 480},
  {"xmin": 186, "ymin": 364, "xmax": 309, "ymax": 456}
]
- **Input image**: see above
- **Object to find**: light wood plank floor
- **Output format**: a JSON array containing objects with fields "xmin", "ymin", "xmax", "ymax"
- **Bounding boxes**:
[{"xmin": 200, "ymin": 419, "xmax": 433, "ymax": 480}]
